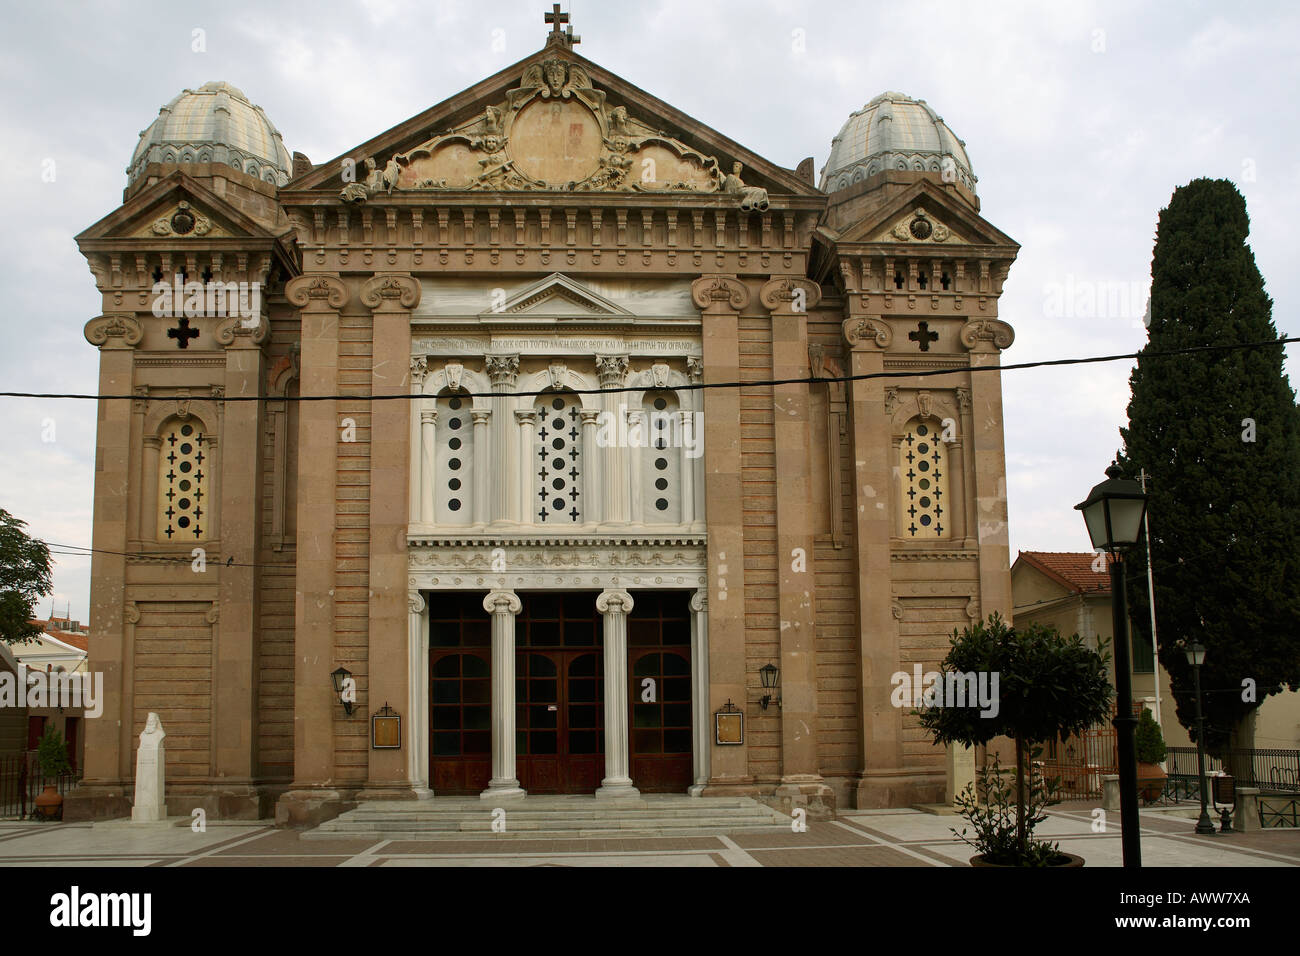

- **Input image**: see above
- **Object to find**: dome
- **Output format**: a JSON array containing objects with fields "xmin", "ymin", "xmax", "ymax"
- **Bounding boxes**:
[
  {"xmin": 127, "ymin": 81, "xmax": 292, "ymax": 187},
  {"xmin": 820, "ymin": 91, "xmax": 976, "ymax": 194}
]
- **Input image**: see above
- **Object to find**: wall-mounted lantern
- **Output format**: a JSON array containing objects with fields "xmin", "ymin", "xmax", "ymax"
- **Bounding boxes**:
[
  {"xmin": 331, "ymin": 666, "xmax": 355, "ymax": 716},
  {"xmin": 759, "ymin": 663, "xmax": 782, "ymax": 711}
]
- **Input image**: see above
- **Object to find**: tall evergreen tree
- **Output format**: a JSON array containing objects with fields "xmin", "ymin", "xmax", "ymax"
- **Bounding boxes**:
[
  {"xmin": 1119, "ymin": 178, "xmax": 1300, "ymax": 757},
  {"xmin": 0, "ymin": 507, "xmax": 53, "ymax": 644}
]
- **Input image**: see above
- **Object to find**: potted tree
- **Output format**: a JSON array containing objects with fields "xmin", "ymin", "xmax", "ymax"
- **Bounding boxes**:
[
  {"xmin": 918, "ymin": 612, "xmax": 1114, "ymax": 866},
  {"xmin": 1134, "ymin": 707, "xmax": 1168, "ymax": 802},
  {"xmin": 33, "ymin": 725, "xmax": 72, "ymax": 820}
]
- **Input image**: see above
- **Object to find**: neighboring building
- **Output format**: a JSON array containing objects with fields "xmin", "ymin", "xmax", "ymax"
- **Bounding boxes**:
[
  {"xmin": 1011, "ymin": 550, "xmax": 1300, "ymax": 754},
  {"xmin": 70, "ymin": 13, "xmax": 1021, "ymax": 823},
  {"xmin": 7, "ymin": 618, "xmax": 92, "ymax": 772},
  {"xmin": 0, "ymin": 642, "xmax": 27, "ymax": 757}
]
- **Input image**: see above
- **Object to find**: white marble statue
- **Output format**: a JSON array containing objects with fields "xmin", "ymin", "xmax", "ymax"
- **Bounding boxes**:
[{"xmin": 131, "ymin": 712, "xmax": 167, "ymax": 823}]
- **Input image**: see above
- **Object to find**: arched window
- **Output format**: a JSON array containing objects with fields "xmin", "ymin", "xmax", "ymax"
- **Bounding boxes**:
[
  {"xmin": 900, "ymin": 418, "xmax": 949, "ymax": 539},
  {"xmin": 535, "ymin": 392, "xmax": 583, "ymax": 524},
  {"xmin": 643, "ymin": 390, "xmax": 682, "ymax": 523},
  {"xmin": 158, "ymin": 418, "xmax": 210, "ymax": 541},
  {"xmin": 435, "ymin": 391, "xmax": 472, "ymax": 524}
]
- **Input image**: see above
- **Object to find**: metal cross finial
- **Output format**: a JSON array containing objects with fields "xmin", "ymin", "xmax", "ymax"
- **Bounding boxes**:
[{"xmin": 565, "ymin": 25, "xmax": 580, "ymax": 46}]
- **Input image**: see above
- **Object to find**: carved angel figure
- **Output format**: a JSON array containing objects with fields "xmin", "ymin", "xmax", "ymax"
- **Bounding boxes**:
[{"xmin": 719, "ymin": 161, "xmax": 770, "ymax": 212}]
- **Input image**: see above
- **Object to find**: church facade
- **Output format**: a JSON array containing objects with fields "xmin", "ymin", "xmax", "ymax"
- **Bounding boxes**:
[{"xmin": 69, "ymin": 14, "xmax": 1019, "ymax": 824}]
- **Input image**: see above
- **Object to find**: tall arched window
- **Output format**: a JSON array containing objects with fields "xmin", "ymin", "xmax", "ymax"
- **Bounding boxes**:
[
  {"xmin": 157, "ymin": 417, "xmax": 210, "ymax": 541},
  {"xmin": 899, "ymin": 418, "xmax": 949, "ymax": 539},
  {"xmin": 642, "ymin": 389, "xmax": 682, "ymax": 524},
  {"xmin": 435, "ymin": 391, "xmax": 473, "ymax": 524},
  {"xmin": 535, "ymin": 392, "xmax": 583, "ymax": 524}
]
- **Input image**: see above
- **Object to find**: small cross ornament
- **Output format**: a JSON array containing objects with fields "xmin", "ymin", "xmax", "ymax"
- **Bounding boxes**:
[
  {"xmin": 908, "ymin": 321, "xmax": 939, "ymax": 352},
  {"xmin": 168, "ymin": 317, "xmax": 200, "ymax": 349}
]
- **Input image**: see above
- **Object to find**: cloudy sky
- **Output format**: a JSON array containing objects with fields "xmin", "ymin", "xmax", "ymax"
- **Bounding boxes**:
[{"xmin": 1, "ymin": 0, "xmax": 1296, "ymax": 622}]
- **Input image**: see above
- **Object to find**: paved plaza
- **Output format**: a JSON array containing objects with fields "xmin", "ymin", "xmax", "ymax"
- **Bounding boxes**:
[{"xmin": 2, "ymin": 804, "xmax": 1296, "ymax": 867}]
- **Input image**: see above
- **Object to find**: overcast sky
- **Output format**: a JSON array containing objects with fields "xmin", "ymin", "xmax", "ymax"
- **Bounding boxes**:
[{"xmin": 1, "ymin": 0, "xmax": 1296, "ymax": 622}]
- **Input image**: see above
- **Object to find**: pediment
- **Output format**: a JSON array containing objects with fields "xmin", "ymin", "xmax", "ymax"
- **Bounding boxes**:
[
  {"xmin": 288, "ymin": 48, "xmax": 818, "ymax": 205},
  {"xmin": 836, "ymin": 180, "xmax": 1017, "ymax": 250},
  {"xmin": 76, "ymin": 171, "xmax": 281, "ymax": 245},
  {"xmin": 478, "ymin": 273, "xmax": 632, "ymax": 319}
]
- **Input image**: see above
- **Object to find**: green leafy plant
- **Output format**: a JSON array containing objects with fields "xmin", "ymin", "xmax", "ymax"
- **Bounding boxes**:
[
  {"xmin": 1134, "ymin": 707, "xmax": 1167, "ymax": 764},
  {"xmin": 36, "ymin": 725, "xmax": 72, "ymax": 778},
  {"xmin": 918, "ymin": 612, "xmax": 1113, "ymax": 864},
  {"xmin": 953, "ymin": 754, "xmax": 1064, "ymax": 866}
]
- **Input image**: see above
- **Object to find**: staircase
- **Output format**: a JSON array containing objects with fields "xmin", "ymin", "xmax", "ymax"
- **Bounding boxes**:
[{"xmin": 305, "ymin": 794, "xmax": 792, "ymax": 840}]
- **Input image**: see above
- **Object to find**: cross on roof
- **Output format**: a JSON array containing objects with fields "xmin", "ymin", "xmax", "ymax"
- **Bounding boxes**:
[{"xmin": 544, "ymin": 4, "xmax": 578, "ymax": 47}]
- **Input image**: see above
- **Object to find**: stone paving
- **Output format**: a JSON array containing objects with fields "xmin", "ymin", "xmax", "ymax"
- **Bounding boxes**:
[{"xmin": 2, "ymin": 804, "xmax": 1297, "ymax": 867}]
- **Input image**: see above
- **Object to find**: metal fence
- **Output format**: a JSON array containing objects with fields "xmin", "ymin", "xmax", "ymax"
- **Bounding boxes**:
[
  {"xmin": 0, "ymin": 753, "xmax": 81, "ymax": 820},
  {"xmin": 1166, "ymin": 747, "xmax": 1300, "ymax": 794},
  {"xmin": 1038, "ymin": 724, "xmax": 1119, "ymax": 799}
]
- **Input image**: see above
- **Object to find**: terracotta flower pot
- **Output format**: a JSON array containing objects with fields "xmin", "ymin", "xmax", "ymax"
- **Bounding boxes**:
[
  {"xmin": 1136, "ymin": 762, "xmax": 1167, "ymax": 802},
  {"xmin": 33, "ymin": 784, "xmax": 63, "ymax": 820},
  {"xmin": 970, "ymin": 852, "xmax": 1084, "ymax": 867}
]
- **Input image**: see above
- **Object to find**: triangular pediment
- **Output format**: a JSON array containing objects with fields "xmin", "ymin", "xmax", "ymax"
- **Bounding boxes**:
[
  {"xmin": 287, "ymin": 46, "xmax": 819, "ymax": 202},
  {"xmin": 478, "ymin": 273, "xmax": 632, "ymax": 319},
  {"xmin": 836, "ymin": 180, "xmax": 1018, "ymax": 250},
  {"xmin": 76, "ymin": 171, "xmax": 283, "ymax": 246}
]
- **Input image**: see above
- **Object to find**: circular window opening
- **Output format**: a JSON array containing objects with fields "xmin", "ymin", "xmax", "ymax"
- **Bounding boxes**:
[
  {"xmin": 655, "ymin": 498, "xmax": 669, "ymax": 511},
  {"xmin": 448, "ymin": 477, "xmax": 461, "ymax": 491},
  {"xmin": 655, "ymin": 478, "xmax": 668, "ymax": 491},
  {"xmin": 654, "ymin": 458, "xmax": 668, "ymax": 471},
  {"xmin": 181, "ymin": 424, "xmax": 194, "ymax": 437}
]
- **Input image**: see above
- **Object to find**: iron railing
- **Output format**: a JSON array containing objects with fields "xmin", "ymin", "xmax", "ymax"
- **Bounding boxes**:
[
  {"xmin": 0, "ymin": 753, "xmax": 81, "ymax": 820},
  {"xmin": 1166, "ymin": 747, "xmax": 1300, "ymax": 794}
]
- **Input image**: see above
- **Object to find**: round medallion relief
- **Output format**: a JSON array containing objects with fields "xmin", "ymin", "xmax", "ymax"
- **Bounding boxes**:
[
  {"xmin": 909, "ymin": 216, "xmax": 932, "ymax": 240},
  {"xmin": 510, "ymin": 98, "xmax": 601, "ymax": 185}
]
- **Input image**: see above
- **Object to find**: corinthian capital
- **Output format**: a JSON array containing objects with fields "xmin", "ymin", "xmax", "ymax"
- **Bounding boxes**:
[{"xmin": 485, "ymin": 353, "xmax": 520, "ymax": 388}]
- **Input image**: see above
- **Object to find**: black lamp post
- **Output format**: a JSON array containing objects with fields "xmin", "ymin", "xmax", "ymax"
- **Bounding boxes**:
[
  {"xmin": 1075, "ymin": 463, "xmax": 1148, "ymax": 868},
  {"xmin": 1185, "ymin": 642, "xmax": 1217, "ymax": 835}
]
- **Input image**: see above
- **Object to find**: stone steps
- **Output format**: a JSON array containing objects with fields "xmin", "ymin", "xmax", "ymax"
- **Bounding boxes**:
[{"xmin": 305, "ymin": 795, "xmax": 792, "ymax": 840}]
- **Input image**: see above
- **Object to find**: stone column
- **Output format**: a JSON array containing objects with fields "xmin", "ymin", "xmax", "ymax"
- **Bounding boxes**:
[
  {"xmin": 420, "ymin": 406, "xmax": 437, "ymax": 524},
  {"xmin": 280, "ymin": 275, "xmax": 347, "ymax": 822},
  {"xmin": 482, "ymin": 590, "xmax": 525, "ymax": 800},
  {"xmin": 954, "ymin": 386, "xmax": 975, "ymax": 547},
  {"xmin": 141, "ymin": 436, "xmax": 161, "ymax": 541},
  {"xmin": 360, "ymin": 273, "xmax": 420, "ymax": 798},
  {"xmin": 690, "ymin": 276, "xmax": 754, "ymax": 794},
  {"xmin": 596, "ymin": 355, "xmax": 630, "ymax": 525},
  {"xmin": 762, "ymin": 277, "xmax": 834, "ymax": 816},
  {"xmin": 678, "ymin": 410, "xmax": 696, "ymax": 526},
  {"xmin": 596, "ymin": 589, "xmax": 638, "ymax": 799},
  {"xmin": 67, "ymin": 314, "xmax": 143, "ymax": 820},
  {"xmin": 515, "ymin": 408, "xmax": 539, "ymax": 523},
  {"xmin": 408, "ymin": 591, "xmax": 431, "ymax": 797},
  {"xmin": 213, "ymin": 311, "xmax": 270, "ymax": 806},
  {"xmin": 960, "ymin": 320, "xmax": 1016, "ymax": 620},
  {"xmin": 843, "ymin": 315, "xmax": 906, "ymax": 809},
  {"xmin": 627, "ymin": 408, "xmax": 646, "ymax": 525},
  {"xmin": 471, "ymin": 408, "xmax": 491, "ymax": 526},
  {"xmin": 688, "ymin": 590, "xmax": 711, "ymax": 795},
  {"xmin": 485, "ymin": 355, "xmax": 519, "ymax": 526},
  {"xmin": 579, "ymin": 407, "xmax": 602, "ymax": 528}
]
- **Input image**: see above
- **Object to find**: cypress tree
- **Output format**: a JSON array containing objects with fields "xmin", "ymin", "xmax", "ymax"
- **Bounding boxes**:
[{"xmin": 1119, "ymin": 178, "xmax": 1300, "ymax": 758}]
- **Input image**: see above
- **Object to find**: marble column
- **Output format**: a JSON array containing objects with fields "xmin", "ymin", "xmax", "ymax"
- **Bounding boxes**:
[
  {"xmin": 515, "ymin": 408, "xmax": 539, "ymax": 523},
  {"xmin": 596, "ymin": 355, "xmax": 630, "ymax": 525},
  {"xmin": 688, "ymin": 590, "xmax": 710, "ymax": 796},
  {"xmin": 471, "ymin": 409, "xmax": 491, "ymax": 527},
  {"xmin": 485, "ymin": 354, "xmax": 519, "ymax": 526},
  {"xmin": 482, "ymin": 590, "xmax": 525, "ymax": 800},
  {"xmin": 420, "ymin": 407, "xmax": 437, "ymax": 523},
  {"xmin": 678, "ymin": 411, "xmax": 695, "ymax": 526},
  {"xmin": 141, "ymin": 436, "xmax": 161, "ymax": 541},
  {"xmin": 627, "ymin": 408, "xmax": 646, "ymax": 525},
  {"xmin": 596, "ymin": 589, "xmax": 638, "ymax": 799},
  {"xmin": 408, "ymin": 591, "xmax": 431, "ymax": 797}
]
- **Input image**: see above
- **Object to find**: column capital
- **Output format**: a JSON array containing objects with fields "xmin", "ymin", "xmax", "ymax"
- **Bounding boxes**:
[
  {"xmin": 691, "ymin": 274, "xmax": 749, "ymax": 314},
  {"xmin": 361, "ymin": 273, "xmax": 421, "ymax": 312},
  {"xmin": 286, "ymin": 274, "xmax": 349, "ymax": 311},
  {"xmin": 595, "ymin": 354, "xmax": 629, "ymax": 389},
  {"xmin": 485, "ymin": 353, "xmax": 520, "ymax": 388},
  {"xmin": 596, "ymin": 589, "xmax": 634, "ymax": 616},
  {"xmin": 579, "ymin": 407, "xmax": 602, "ymax": 425},
  {"xmin": 483, "ymin": 589, "xmax": 522, "ymax": 616},
  {"xmin": 514, "ymin": 408, "xmax": 540, "ymax": 424},
  {"xmin": 843, "ymin": 316, "xmax": 894, "ymax": 350},
  {"xmin": 215, "ymin": 314, "xmax": 271, "ymax": 349},
  {"xmin": 959, "ymin": 318, "xmax": 1015, "ymax": 353},
  {"xmin": 408, "ymin": 590, "xmax": 426, "ymax": 615},
  {"xmin": 84, "ymin": 313, "xmax": 143, "ymax": 349},
  {"xmin": 690, "ymin": 589, "xmax": 707, "ymax": 613},
  {"xmin": 759, "ymin": 276, "xmax": 822, "ymax": 316},
  {"xmin": 420, "ymin": 408, "xmax": 438, "ymax": 426}
]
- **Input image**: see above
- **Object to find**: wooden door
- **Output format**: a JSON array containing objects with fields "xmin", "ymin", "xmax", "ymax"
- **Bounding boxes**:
[
  {"xmin": 429, "ymin": 593, "xmax": 492, "ymax": 794},
  {"xmin": 628, "ymin": 593, "xmax": 693, "ymax": 792}
]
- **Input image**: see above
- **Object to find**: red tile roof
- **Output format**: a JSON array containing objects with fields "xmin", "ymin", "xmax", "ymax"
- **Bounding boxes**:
[{"xmin": 1015, "ymin": 551, "xmax": 1112, "ymax": 595}]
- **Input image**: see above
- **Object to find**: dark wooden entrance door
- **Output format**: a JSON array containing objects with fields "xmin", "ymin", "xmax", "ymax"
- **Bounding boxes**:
[
  {"xmin": 429, "ymin": 593, "xmax": 492, "ymax": 795},
  {"xmin": 628, "ymin": 592, "xmax": 693, "ymax": 792}
]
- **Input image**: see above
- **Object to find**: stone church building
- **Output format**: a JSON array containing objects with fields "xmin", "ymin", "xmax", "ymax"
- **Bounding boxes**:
[{"xmin": 69, "ymin": 13, "xmax": 1018, "ymax": 824}]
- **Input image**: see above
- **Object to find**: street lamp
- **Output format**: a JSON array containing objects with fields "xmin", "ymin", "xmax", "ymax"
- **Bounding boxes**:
[
  {"xmin": 1184, "ymin": 642, "xmax": 1217, "ymax": 835},
  {"xmin": 1076, "ymin": 463, "xmax": 1149, "ymax": 868}
]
